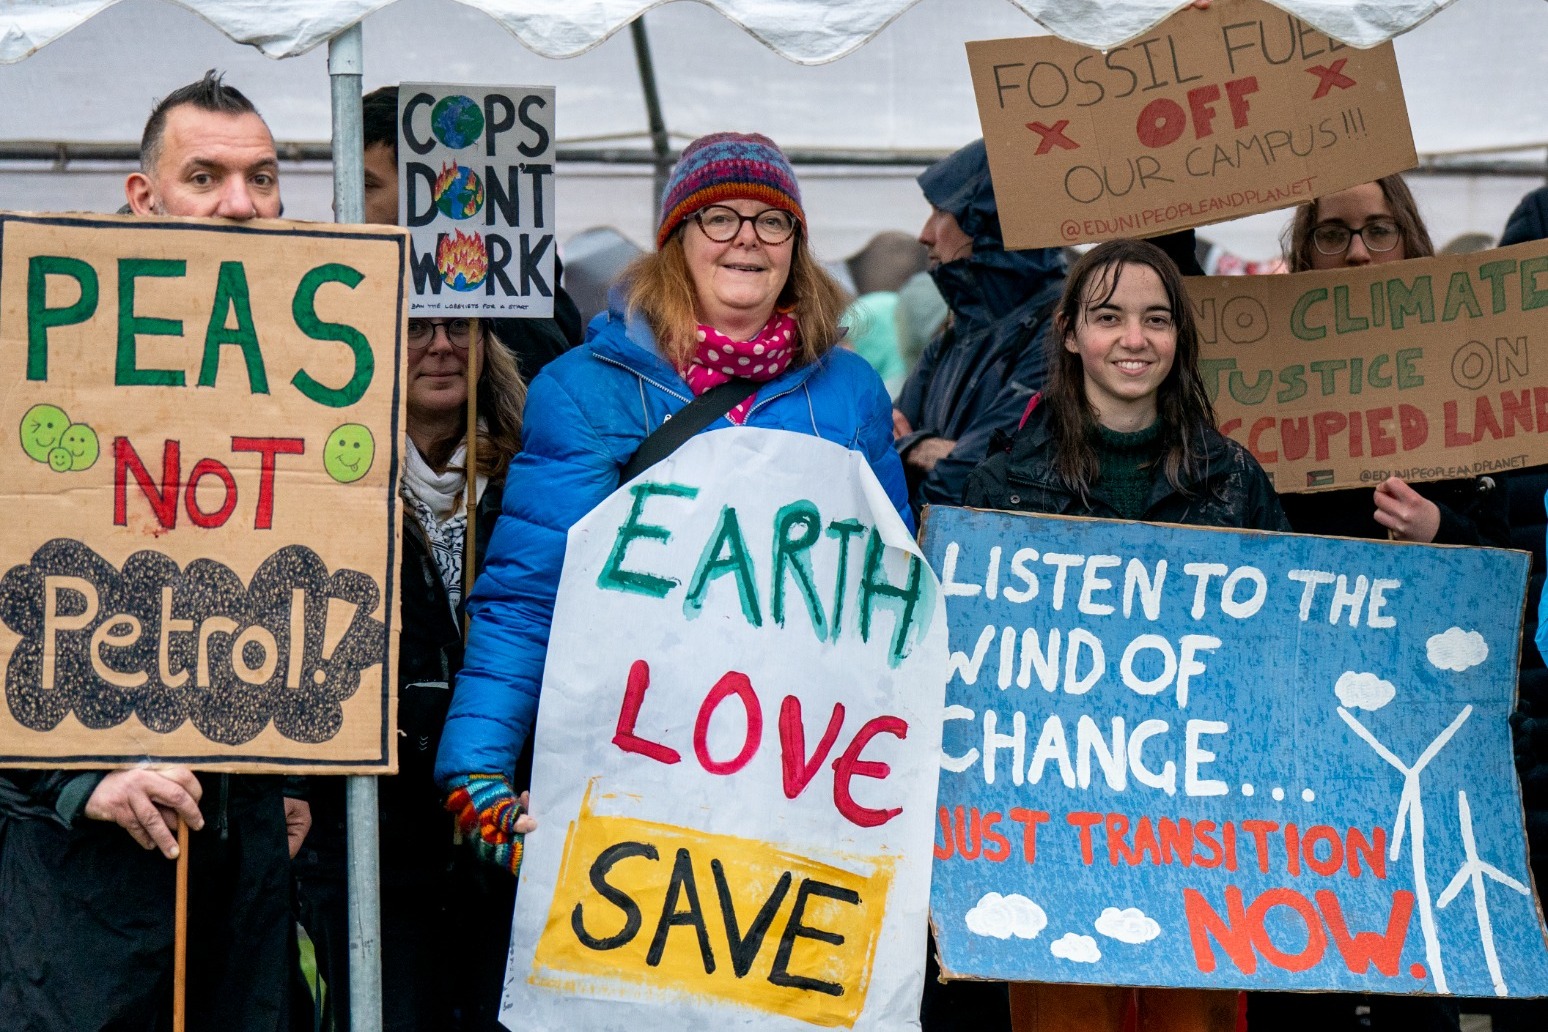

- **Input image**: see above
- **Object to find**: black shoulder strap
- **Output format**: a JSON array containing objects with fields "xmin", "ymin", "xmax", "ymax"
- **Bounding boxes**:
[{"xmin": 620, "ymin": 377, "xmax": 758, "ymax": 482}]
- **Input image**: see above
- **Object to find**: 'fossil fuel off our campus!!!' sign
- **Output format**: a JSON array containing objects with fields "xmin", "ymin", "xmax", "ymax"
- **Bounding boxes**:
[
  {"xmin": 399, "ymin": 81, "xmax": 556, "ymax": 318},
  {"xmin": 0, "ymin": 213, "xmax": 404, "ymax": 773},
  {"xmin": 968, "ymin": 0, "xmax": 1416, "ymax": 247},
  {"xmin": 1192, "ymin": 239, "xmax": 1548, "ymax": 492}
]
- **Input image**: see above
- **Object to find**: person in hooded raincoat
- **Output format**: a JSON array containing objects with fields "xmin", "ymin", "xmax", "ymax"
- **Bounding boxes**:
[{"xmin": 892, "ymin": 139, "xmax": 1067, "ymax": 514}]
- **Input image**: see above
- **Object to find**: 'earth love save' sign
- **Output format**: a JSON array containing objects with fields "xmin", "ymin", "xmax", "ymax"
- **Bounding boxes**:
[
  {"xmin": 0, "ymin": 213, "xmax": 404, "ymax": 773},
  {"xmin": 922, "ymin": 506, "xmax": 1548, "ymax": 997},
  {"xmin": 504, "ymin": 429, "xmax": 948, "ymax": 1031}
]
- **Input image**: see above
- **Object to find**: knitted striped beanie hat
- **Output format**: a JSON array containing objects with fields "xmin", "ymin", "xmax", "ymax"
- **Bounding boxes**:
[{"xmin": 656, "ymin": 132, "xmax": 805, "ymax": 249}]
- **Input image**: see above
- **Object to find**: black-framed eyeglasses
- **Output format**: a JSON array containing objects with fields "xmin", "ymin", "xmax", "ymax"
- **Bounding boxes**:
[
  {"xmin": 691, "ymin": 205, "xmax": 798, "ymax": 244},
  {"xmin": 1311, "ymin": 219, "xmax": 1402, "ymax": 256},
  {"xmin": 407, "ymin": 318, "xmax": 474, "ymax": 350}
]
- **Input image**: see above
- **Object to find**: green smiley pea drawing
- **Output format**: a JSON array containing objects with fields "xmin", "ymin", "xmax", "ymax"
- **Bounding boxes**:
[
  {"xmin": 324, "ymin": 424, "xmax": 375, "ymax": 483},
  {"xmin": 20, "ymin": 404, "xmax": 70, "ymax": 463},
  {"xmin": 59, "ymin": 423, "xmax": 100, "ymax": 471},
  {"xmin": 47, "ymin": 447, "xmax": 72, "ymax": 472}
]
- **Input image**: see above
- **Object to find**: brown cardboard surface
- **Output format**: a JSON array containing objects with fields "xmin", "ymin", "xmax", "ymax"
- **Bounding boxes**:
[
  {"xmin": 968, "ymin": 0, "xmax": 1415, "ymax": 249},
  {"xmin": 0, "ymin": 212, "xmax": 405, "ymax": 772},
  {"xmin": 1194, "ymin": 238, "xmax": 1548, "ymax": 493}
]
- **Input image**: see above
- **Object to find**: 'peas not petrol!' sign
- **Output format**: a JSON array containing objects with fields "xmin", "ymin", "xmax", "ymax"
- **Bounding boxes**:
[
  {"xmin": 0, "ymin": 213, "xmax": 404, "ymax": 772},
  {"xmin": 398, "ymin": 82, "xmax": 556, "ymax": 318}
]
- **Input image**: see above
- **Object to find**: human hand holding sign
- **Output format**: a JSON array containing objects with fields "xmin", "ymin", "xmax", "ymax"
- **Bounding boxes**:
[
  {"xmin": 1374, "ymin": 476, "xmax": 1441, "ymax": 542},
  {"xmin": 84, "ymin": 766, "xmax": 204, "ymax": 858},
  {"xmin": 446, "ymin": 774, "xmax": 538, "ymax": 875}
]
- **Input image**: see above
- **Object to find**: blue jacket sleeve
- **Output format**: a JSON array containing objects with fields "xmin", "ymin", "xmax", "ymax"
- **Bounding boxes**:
[{"xmin": 434, "ymin": 371, "xmax": 622, "ymax": 785}]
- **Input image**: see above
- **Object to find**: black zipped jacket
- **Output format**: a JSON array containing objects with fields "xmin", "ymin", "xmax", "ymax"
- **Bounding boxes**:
[{"xmin": 964, "ymin": 405, "xmax": 1290, "ymax": 532}]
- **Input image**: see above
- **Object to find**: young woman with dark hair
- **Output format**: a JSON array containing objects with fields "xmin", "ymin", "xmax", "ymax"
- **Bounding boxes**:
[{"xmin": 966, "ymin": 238, "xmax": 1286, "ymax": 1032}]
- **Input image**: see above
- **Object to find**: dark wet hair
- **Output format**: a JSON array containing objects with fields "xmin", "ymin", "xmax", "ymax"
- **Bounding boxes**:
[
  {"xmin": 363, "ymin": 85, "xmax": 400, "ymax": 157},
  {"xmin": 1043, "ymin": 238, "xmax": 1215, "ymax": 496}
]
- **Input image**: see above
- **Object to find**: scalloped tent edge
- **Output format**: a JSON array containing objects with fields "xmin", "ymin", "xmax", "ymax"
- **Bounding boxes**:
[{"xmin": 1, "ymin": 0, "xmax": 1460, "ymax": 65}]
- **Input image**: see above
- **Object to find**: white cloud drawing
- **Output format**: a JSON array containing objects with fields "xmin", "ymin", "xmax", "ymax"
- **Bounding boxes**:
[
  {"xmin": 1050, "ymin": 933, "xmax": 1102, "ymax": 963},
  {"xmin": 1427, "ymin": 628, "xmax": 1488, "ymax": 672},
  {"xmin": 1094, "ymin": 906, "xmax": 1161, "ymax": 944},
  {"xmin": 1335, "ymin": 671, "xmax": 1396, "ymax": 712},
  {"xmin": 964, "ymin": 893, "xmax": 1047, "ymax": 940}
]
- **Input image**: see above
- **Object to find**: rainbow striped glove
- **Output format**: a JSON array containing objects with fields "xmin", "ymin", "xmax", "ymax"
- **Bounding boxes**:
[{"xmin": 445, "ymin": 774, "xmax": 528, "ymax": 876}]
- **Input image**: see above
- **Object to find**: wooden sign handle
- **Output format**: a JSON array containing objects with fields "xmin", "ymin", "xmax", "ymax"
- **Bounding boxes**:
[
  {"xmin": 173, "ymin": 817, "xmax": 190, "ymax": 1032},
  {"xmin": 464, "ymin": 318, "xmax": 480, "ymax": 639}
]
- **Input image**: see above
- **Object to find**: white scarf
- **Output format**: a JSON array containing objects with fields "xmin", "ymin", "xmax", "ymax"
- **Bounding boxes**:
[{"xmin": 403, "ymin": 439, "xmax": 489, "ymax": 615}]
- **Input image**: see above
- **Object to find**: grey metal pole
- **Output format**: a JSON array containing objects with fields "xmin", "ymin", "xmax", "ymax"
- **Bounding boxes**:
[
  {"xmin": 629, "ymin": 16, "xmax": 673, "ymax": 211},
  {"xmin": 328, "ymin": 22, "xmax": 384, "ymax": 1032}
]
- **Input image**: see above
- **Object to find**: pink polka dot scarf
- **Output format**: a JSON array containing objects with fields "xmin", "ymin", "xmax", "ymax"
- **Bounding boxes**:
[{"xmin": 682, "ymin": 311, "xmax": 798, "ymax": 424}]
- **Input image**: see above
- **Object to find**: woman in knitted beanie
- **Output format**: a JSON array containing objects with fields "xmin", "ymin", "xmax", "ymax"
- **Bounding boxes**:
[
  {"xmin": 434, "ymin": 132, "xmax": 908, "ymax": 877},
  {"xmin": 964, "ymin": 241, "xmax": 1288, "ymax": 1031}
]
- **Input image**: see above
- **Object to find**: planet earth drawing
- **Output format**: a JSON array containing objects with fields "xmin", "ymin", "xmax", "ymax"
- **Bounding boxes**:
[{"xmin": 432, "ymin": 95, "xmax": 483, "ymax": 150}]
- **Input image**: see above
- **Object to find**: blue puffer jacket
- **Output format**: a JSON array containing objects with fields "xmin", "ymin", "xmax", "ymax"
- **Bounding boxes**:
[
  {"xmin": 434, "ymin": 305, "xmax": 911, "ymax": 783},
  {"xmin": 894, "ymin": 138, "xmax": 1067, "ymax": 512}
]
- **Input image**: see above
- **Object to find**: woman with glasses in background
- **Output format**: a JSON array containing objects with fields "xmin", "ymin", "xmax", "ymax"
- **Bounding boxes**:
[
  {"xmin": 433, "ymin": 131, "xmax": 908, "ymax": 886},
  {"xmin": 1249, "ymin": 176, "xmax": 1502, "ymax": 1032},
  {"xmin": 295, "ymin": 315, "xmax": 527, "ymax": 1032},
  {"xmin": 1270, "ymin": 175, "xmax": 1507, "ymax": 552}
]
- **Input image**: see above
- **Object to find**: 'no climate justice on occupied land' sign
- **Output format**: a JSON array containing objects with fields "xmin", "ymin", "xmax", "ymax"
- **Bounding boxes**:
[{"xmin": 922, "ymin": 506, "xmax": 1548, "ymax": 998}]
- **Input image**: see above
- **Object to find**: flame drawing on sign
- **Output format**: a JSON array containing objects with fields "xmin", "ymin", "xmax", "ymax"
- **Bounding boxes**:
[
  {"xmin": 1436, "ymin": 790, "xmax": 1532, "ymax": 997},
  {"xmin": 437, "ymin": 229, "xmax": 487, "ymax": 292}
]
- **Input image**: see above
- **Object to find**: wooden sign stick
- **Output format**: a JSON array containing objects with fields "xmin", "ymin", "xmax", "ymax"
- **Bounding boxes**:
[
  {"xmin": 463, "ymin": 318, "xmax": 480, "ymax": 639},
  {"xmin": 173, "ymin": 817, "xmax": 190, "ymax": 1032}
]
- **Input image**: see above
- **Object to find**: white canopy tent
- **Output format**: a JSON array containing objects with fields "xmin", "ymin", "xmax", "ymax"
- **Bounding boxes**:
[
  {"xmin": 2, "ymin": 2, "xmax": 1545, "ymax": 1027},
  {"xmin": 3, "ymin": 0, "xmax": 1546, "ymax": 261}
]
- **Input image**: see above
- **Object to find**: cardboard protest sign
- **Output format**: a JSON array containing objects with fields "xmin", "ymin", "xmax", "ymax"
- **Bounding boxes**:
[
  {"xmin": 968, "ymin": 0, "xmax": 1415, "ymax": 248},
  {"xmin": 922, "ymin": 505, "xmax": 1548, "ymax": 996},
  {"xmin": 1194, "ymin": 238, "xmax": 1548, "ymax": 493},
  {"xmin": 504, "ymin": 428, "xmax": 948, "ymax": 1031},
  {"xmin": 399, "ymin": 82, "xmax": 556, "ymax": 317},
  {"xmin": 0, "ymin": 213, "xmax": 404, "ymax": 773}
]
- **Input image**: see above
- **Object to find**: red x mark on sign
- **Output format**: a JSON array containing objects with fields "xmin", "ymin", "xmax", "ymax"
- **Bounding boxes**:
[
  {"xmin": 1307, "ymin": 59, "xmax": 1356, "ymax": 99},
  {"xmin": 1025, "ymin": 119, "xmax": 1079, "ymax": 154}
]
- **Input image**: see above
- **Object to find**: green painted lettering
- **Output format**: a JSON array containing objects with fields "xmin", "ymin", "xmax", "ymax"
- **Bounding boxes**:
[
  {"xmin": 771, "ymin": 501, "xmax": 827, "ymax": 638},
  {"xmin": 1199, "ymin": 358, "xmax": 1235, "ymax": 402},
  {"xmin": 1309, "ymin": 359, "xmax": 1348, "ymax": 396},
  {"xmin": 1276, "ymin": 365, "xmax": 1307, "ymax": 403},
  {"xmin": 597, "ymin": 481, "xmax": 698, "ymax": 598},
  {"xmin": 116, "ymin": 258, "xmax": 186, "ymax": 387},
  {"xmin": 1290, "ymin": 288, "xmax": 1327, "ymax": 341},
  {"xmin": 1521, "ymin": 255, "xmax": 1548, "ymax": 311},
  {"xmin": 1386, "ymin": 276, "xmax": 1434, "ymax": 330},
  {"xmin": 1478, "ymin": 259, "xmax": 1517, "ymax": 314},
  {"xmin": 684, "ymin": 506, "xmax": 762, "ymax": 626},
  {"xmin": 1227, "ymin": 368, "xmax": 1271, "ymax": 405},
  {"xmin": 858, "ymin": 529, "xmax": 926, "ymax": 668},
  {"xmin": 1441, "ymin": 270, "xmax": 1483, "ymax": 322},
  {"xmin": 27, "ymin": 255, "xmax": 98, "ymax": 381},
  {"xmin": 1396, "ymin": 348, "xmax": 1424, "ymax": 389},
  {"xmin": 825, "ymin": 519, "xmax": 867, "ymax": 643},
  {"xmin": 290, "ymin": 263, "xmax": 373, "ymax": 408},
  {"xmin": 198, "ymin": 261, "xmax": 269, "ymax": 393},
  {"xmin": 1332, "ymin": 285, "xmax": 1368, "ymax": 334}
]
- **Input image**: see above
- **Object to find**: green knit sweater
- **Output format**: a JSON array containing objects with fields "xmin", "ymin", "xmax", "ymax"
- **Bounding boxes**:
[{"xmin": 1093, "ymin": 421, "xmax": 1163, "ymax": 520}]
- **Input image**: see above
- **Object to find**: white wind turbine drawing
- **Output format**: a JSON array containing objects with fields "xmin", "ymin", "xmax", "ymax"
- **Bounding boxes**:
[
  {"xmin": 1436, "ymin": 790, "xmax": 1532, "ymax": 997},
  {"xmin": 1337, "ymin": 700, "xmax": 1472, "ymax": 995}
]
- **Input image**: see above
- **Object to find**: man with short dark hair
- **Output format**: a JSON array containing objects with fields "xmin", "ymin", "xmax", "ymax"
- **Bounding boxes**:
[{"xmin": 0, "ymin": 70, "xmax": 300, "ymax": 1032}]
